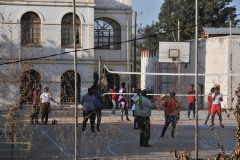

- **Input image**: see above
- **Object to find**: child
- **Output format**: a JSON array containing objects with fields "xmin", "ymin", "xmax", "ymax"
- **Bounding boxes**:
[
  {"xmin": 118, "ymin": 82, "xmax": 130, "ymax": 121},
  {"xmin": 131, "ymin": 89, "xmax": 141, "ymax": 129},
  {"xmin": 187, "ymin": 84, "xmax": 195, "ymax": 119},
  {"xmin": 204, "ymin": 87, "xmax": 215, "ymax": 125},
  {"xmin": 40, "ymin": 86, "xmax": 59, "ymax": 125},
  {"xmin": 31, "ymin": 84, "xmax": 41, "ymax": 124},
  {"xmin": 210, "ymin": 87, "xmax": 224, "ymax": 128}
]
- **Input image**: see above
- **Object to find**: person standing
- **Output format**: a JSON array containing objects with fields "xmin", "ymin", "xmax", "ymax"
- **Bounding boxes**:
[
  {"xmin": 211, "ymin": 87, "xmax": 224, "ymax": 128},
  {"xmin": 131, "ymin": 88, "xmax": 141, "ymax": 129},
  {"xmin": 31, "ymin": 84, "xmax": 41, "ymax": 124},
  {"xmin": 187, "ymin": 84, "xmax": 195, "ymax": 119},
  {"xmin": 40, "ymin": 86, "xmax": 59, "ymax": 125},
  {"xmin": 109, "ymin": 84, "xmax": 118, "ymax": 116},
  {"xmin": 160, "ymin": 92, "xmax": 180, "ymax": 138},
  {"xmin": 204, "ymin": 87, "xmax": 215, "ymax": 125},
  {"xmin": 80, "ymin": 88, "xmax": 97, "ymax": 136},
  {"xmin": 92, "ymin": 85, "xmax": 101, "ymax": 132},
  {"xmin": 118, "ymin": 82, "xmax": 130, "ymax": 121},
  {"xmin": 135, "ymin": 89, "xmax": 160, "ymax": 147}
]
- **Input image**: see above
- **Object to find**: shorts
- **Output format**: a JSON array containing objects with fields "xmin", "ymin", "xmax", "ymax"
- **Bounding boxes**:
[
  {"xmin": 211, "ymin": 104, "xmax": 221, "ymax": 116},
  {"xmin": 41, "ymin": 102, "xmax": 51, "ymax": 114}
]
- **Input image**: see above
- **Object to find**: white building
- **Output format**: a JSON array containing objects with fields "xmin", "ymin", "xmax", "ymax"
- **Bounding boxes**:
[
  {"xmin": 141, "ymin": 36, "xmax": 240, "ymax": 109},
  {"xmin": 0, "ymin": 0, "xmax": 132, "ymax": 108}
]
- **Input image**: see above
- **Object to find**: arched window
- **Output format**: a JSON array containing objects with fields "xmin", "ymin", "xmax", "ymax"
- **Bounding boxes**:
[
  {"xmin": 21, "ymin": 12, "xmax": 41, "ymax": 46},
  {"xmin": 61, "ymin": 13, "xmax": 81, "ymax": 46},
  {"xmin": 61, "ymin": 70, "xmax": 80, "ymax": 104},
  {"xmin": 20, "ymin": 70, "xmax": 41, "ymax": 103},
  {"xmin": 94, "ymin": 17, "xmax": 121, "ymax": 49}
]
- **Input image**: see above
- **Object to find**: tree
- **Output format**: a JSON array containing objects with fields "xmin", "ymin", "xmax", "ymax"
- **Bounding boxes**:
[{"xmin": 138, "ymin": 0, "xmax": 240, "ymax": 49}]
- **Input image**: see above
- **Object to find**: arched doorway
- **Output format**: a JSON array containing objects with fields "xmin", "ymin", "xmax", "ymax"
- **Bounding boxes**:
[
  {"xmin": 94, "ymin": 69, "xmax": 120, "ymax": 109},
  {"xmin": 61, "ymin": 70, "xmax": 81, "ymax": 104},
  {"xmin": 20, "ymin": 69, "xmax": 41, "ymax": 104}
]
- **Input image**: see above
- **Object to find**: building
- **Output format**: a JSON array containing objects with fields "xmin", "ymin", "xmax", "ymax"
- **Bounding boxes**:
[
  {"xmin": 141, "ymin": 35, "xmax": 240, "ymax": 109},
  {"xmin": 0, "ymin": 0, "xmax": 132, "ymax": 108},
  {"xmin": 201, "ymin": 27, "xmax": 240, "ymax": 38}
]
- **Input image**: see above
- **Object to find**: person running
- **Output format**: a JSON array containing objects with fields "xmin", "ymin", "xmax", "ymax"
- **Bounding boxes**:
[
  {"xmin": 31, "ymin": 84, "xmax": 41, "ymax": 124},
  {"xmin": 118, "ymin": 82, "xmax": 130, "ymax": 121},
  {"xmin": 109, "ymin": 84, "xmax": 118, "ymax": 116},
  {"xmin": 40, "ymin": 86, "xmax": 59, "ymax": 125},
  {"xmin": 135, "ymin": 89, "xmax": 160, "ymax": 147},
  {"xmin": 210, "ymin": 86, "xmax": 224, "ymax": 128},
  {"xmin": 80, "ymin": 88, "xmax": 97, "ymax": 136},
  {"xmin": 204, "ymin": 87, "xmax": 215, "ymax": 125},
  {"xmin": 187, "ymin": 84, "xmax": 195, "ymax": 119},
  {"xmin": 92, "ymin": 85, "xmax": 101, "ymax": 132},
  {"xmin": 160, "ymin": 92, "xmax": 180, "ymax": 138},
  {"xmin": 131, "ymin": 88, "xmax": 141, "ymax": 129}
]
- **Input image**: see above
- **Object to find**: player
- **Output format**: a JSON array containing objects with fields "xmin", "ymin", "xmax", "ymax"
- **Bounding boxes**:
[
  {"xmin": 40, "ymin": 86, "xmax": 59, "ymax": 125},
  {"xmin": 187, "ymin": 84, "xmax": 195, "ymax": 119},
  {"xmin": 204, "ymin": 87, "xmax": 215, "ymax": 125},
  {"xmin": 131, "ymin": 88, "xmax": 141, "ymax": 129},
  {"xmin": 210, "ymin": 87, "xmax": 224, "ymax": 128},
  {"xmin": 80, "ymin": 88, "xmax": 97, "ymax": 136},
  {"xmin": 160, "ymin": 92, "xmax": 180, "ymax": 138},
  {"xmin": 118, "ymin": 82, "xmax": 130, "ymax": 121}
]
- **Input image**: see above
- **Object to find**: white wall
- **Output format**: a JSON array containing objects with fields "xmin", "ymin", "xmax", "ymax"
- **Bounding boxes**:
[{"xmin": 0, "ymin": 5, "xmax": 94, "ymax": 60}]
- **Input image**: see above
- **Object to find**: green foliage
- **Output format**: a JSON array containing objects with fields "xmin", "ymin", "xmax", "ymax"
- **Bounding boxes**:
[{"xmin": 138, "ymin": 0, "xmax": 240, "ymax": 49}]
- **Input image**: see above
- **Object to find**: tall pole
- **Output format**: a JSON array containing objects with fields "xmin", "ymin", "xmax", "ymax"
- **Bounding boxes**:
[
  {"xmin": 133, "ymin": 11, "xmax": 137, "ymax": 91},
  {"xmin": 195, "ymin": 0, "xmax": 199, "ymax": 159},
  {"xmin": 177, "ymin": 21, "xmax": 180, "ymax": 93},
  {"xmin": 98, "ymin": 56, "xmax": 101, "ymax": 91},
  {"xmin": 73, "ymin": 0, "xmax": 78, "ymax": 159}
]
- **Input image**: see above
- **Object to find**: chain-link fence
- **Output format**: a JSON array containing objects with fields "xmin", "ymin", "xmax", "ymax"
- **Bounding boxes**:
[{"xmin": 0, "ymin": 0, "xmax": 240, "ymax": 159}]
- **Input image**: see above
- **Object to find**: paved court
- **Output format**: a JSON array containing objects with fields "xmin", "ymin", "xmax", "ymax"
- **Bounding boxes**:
[{"xmin": 0, "ymin": 109, "xmax": 237, "ymax": 159}]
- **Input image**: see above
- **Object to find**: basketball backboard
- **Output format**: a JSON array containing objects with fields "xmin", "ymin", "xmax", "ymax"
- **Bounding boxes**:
[{"xmin": 158, "ymin": 42, "xmax": 190, "ymax": 63}]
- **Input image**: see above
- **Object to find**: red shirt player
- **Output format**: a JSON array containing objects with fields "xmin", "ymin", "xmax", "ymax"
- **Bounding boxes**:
[
  {"xmin": 109, "ymin": 84, "xmax": 118, "ymax": 116},
  {"xmin": 160, "ymin": 92, "xmax": 180, "ymax": 138},
  {"xmin": 187, "ymin": 84, "xmax": 195, "ymax": 119},
  {"xmin": 204, "ymin": 87, "xmax": 215, "ymax": 125}
]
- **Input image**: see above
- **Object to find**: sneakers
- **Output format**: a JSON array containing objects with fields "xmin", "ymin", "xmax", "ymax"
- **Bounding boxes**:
[
  {"xmin": 110, "ymin": 113, "xmax": 115, "ymax": 116},
  {"xmin": 91, "ymin": 132, "xmax": 96, "ymax": 136},
  {"xmin": 96, "ymin": 128, "xmax": 100, "ymax": 132},
  {"xmin": 126, "ymin": 118, "xmax": 131, "ymax": 121}
]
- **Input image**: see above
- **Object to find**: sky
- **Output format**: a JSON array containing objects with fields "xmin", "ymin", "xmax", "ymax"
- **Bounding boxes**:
[{"xmin": 132, "ymin": 0, "xmax": 240, "ymax": 28}]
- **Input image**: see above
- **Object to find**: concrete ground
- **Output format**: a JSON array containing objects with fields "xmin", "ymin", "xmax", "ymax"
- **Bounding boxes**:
[{"xmin": 0, "ymin": 109, "xmax": 237, "ymax": 159}]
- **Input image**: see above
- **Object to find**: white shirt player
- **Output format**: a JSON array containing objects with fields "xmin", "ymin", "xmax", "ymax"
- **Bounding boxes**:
[
  {"xmin": 40, "ymin": 92, "xmax": 52, "ymax": 103},
  {"xmin": 212, "ymin": 93, "xmax": 223, "ymax": 104}
]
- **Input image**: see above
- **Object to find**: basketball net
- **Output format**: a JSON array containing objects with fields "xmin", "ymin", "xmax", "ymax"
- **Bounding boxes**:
[{"xmin": 171, "ymin": 58, "xmax": 180, "ymax": 67}]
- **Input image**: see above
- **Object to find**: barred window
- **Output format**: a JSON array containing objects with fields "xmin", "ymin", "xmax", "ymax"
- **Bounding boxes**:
[
  {"xmin": 61, "ymin": 13, "xmax": 81, "ymax": 46},
  {"xmin": 94, "ymin": 17, "xmax": 121, "ymax": 49},
  {"xmin": 21, "ymin": 12, "xmax": 41, "ymax": 46}
]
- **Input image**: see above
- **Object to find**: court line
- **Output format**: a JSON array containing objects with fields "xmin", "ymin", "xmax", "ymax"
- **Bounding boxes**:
[
  {"xmin": 107, "ymin": 140, "xmax": 135, "ymax": 156},
  {"xmin": 38, "ymin": 126, "xmax": 69, "ymax": 157}
]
